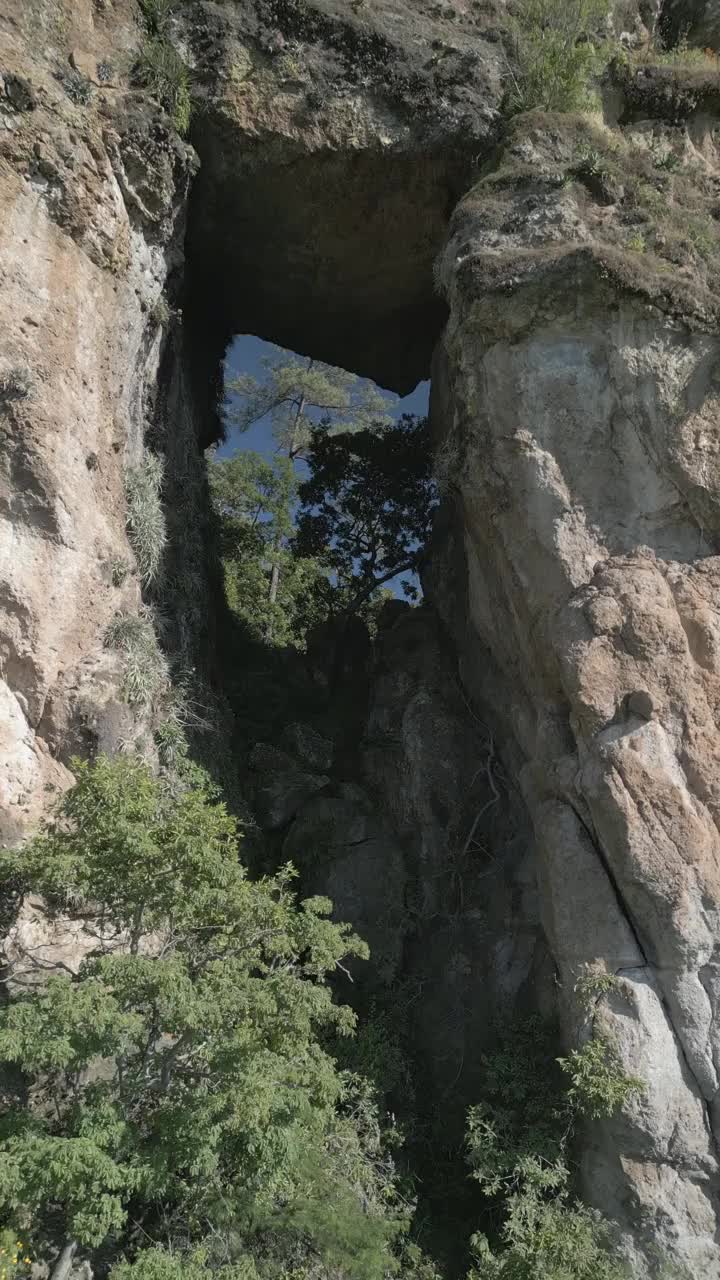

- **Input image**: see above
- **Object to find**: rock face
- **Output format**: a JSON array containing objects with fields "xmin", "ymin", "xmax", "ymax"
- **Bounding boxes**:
[
  {"xmin": 4, "ymin": 0, "xmax": 720, "ymax": 1274},
  {"xmin": 0, "ymin": 0, "xmax": 198, "ymax": 845},
  {"xmin": 433, "ymin": 104, "xmax": 720, "ymax": 1275},
  {"xmin": 254, "ymin": 606, "xmax": 549, "ymax": 1132},
  {"xmin": 181, "ymin": 0, "xmax": 507, "ymax": 392}
]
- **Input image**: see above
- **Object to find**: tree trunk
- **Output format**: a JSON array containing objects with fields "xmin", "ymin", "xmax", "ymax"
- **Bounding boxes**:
[
  {"xmin": 268, "ymin": 553, "xmax": 280, "ymax": 605},
  {"xmin": 50, "ymin": 1242, "xmax": 78, "ymax": 1280}
]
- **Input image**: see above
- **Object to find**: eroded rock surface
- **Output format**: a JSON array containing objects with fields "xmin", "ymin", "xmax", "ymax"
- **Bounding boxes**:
[
  {"xmin": 181, "ymin": 0, "xmax": 507, "ymax": 391},
  {"xmin": 4, "ymin": 0, "xmax": 720, "ymax": 1273},
  {"xmin": 433, "ymin": 104, "xmax": 720, "ymax": 1275},
  {"xmin": 0, "ymin": 0, "xmax": 198, "ymax": 844}
]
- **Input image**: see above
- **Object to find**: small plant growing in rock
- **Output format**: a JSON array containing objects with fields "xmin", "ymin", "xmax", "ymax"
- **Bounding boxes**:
[
  {"xmin": 558, "ymin": 1035, "xmax": 644, "ymax": 1120},
  {"xmin": 154, "ymin": 714, "xmax": 188, "ymax": 767},
  {"xmin": 628, "ymin": 231, "xmax": 647, "ymax": 252},
  {"xmin": 110, "ymin": 557, "xmax": 132, "ymax": 587},
  {"xmin": 506, "ymin": 0, "xmax": 612, "ymax": 114},
  {"xmin": 0, "ymin": 365, "xmax": 34, "ymax": 402},
  {"xmin": 151, "ymin": 296, "xmax": 172, "ymax": 327},
  {"xmin": 137, "ymin": 37, "xmax": 192, "ymax": 134},
  {"xmin": 57, "ymin": 69, "xmax": 93, "ymax": 105},
  {"xmin": 574, "ymin": 967, "xmax": 623, "ymax": 1008},
  {"xmin": 124, "ymin": 449, "xmax": 167, "ymax": 586},
  {"xmin": 104, "ymin": 610, "xmax": 171, "ymax": 713},
  {"xmin": 137, "ymin": 0, "xmax": 175, "ymax": 36}
]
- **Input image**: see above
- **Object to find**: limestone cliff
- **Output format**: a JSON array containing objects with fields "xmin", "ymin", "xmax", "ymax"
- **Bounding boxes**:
[
  {"xmin": 432, "ymin": 102, "xmax": 720, "ymax": 1273},
  {"xmin": 3, "ymin": 0, "xmax": 720, "ymax": 1275}
]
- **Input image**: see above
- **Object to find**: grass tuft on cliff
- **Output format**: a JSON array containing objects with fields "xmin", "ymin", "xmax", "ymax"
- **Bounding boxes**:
[
  {"xmin": 104, "ymin": 610, "xmax": 171, "ymax": 713},
  {"xmin": 137, "ymin": 37, "xmax": 192, "ymax": 134},
  {"xmin": 125, "ymin": 449, "xmax": 167, "ymax": 586},
  {"xmin": 506, "ymin": 0, "xmax": 612, "ymax": 114},
  {"xmin": 136, "ymin": 0, "xmax": 192, "ymax": 134}
]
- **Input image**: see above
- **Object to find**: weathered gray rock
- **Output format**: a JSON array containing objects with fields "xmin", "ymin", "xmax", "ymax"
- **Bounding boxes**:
[
  {"xmin": 0, "ymin": 0, "xmax": 196, "ymax": 843},
  {"xmin": 432, "ymin": 108, "xmax": 720, "ymax": 1273},
  {"xmin": 181, "ymin": 0, "xmax": 507, "ymax": 392},
  {"xmin": 248, "ymin": 742, "xmax": 329, "ymax": 829},
  {"xmin": 284, "ymin": 784, "xmax": 407, "ymax": 984},
  {"xmin": 362, "ymin": 607, "xmax": 551, "ymax": 1128},
  {"xmin": 283, "ymin": 721, "xmax": 334, "ymax": 772}
]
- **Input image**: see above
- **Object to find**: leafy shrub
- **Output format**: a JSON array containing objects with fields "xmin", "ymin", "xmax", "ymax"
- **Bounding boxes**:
[
  {"xmin": 0, "ymin": 757, "xmax": 409, "ymax": 1280},
  {"xmin": 468, "ymin": 1178, "xmax": 627, "ymax": 1280},
  {"xmin": 465, "ymin": 1016, "xmax": 640, "ymax": 1278},
  {"xmin": 137, "ymin": 36, "xmax": 192, "ymax": 134},
  {"xmin": 0, "ymin": 1231, "xmax": 33, "ymax": 1280},
  {"xmin": 125, "ymin": 450, "xmax": 167, "ymax": 586},
  {"xmin": 558, "ymin": 1035, "xmax": 644, "ymax": 1120},
  {"xmin": 110, "ymin": 1247, "xmax": 257, "ymax": 1280},
  {"xmin": 506, "ymin": 0, "xmax": 612, "ymax": 114}
]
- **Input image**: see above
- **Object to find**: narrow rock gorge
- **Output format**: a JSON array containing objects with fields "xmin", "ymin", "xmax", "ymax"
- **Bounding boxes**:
[{"xmin": 3, "ymin": 0, "xmax": 720, "ymax": 1275}]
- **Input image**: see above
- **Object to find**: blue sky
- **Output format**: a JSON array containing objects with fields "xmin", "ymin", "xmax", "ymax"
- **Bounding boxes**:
[
  {"xmin": 218, "ymin": 334, "xmax": 429, "ymax": 458},
  {"xmin": 216, "ymin": 334, "xmax": 431, "ymax": 600}
]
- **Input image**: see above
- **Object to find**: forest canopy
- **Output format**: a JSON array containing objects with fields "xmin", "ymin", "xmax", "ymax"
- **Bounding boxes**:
[{"xmin": 210, "ymin": 351, "xmax": 436, "ymax": 648}]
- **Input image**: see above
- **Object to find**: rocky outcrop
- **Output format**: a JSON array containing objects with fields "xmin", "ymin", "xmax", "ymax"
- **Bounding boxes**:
[
  {"xmin": 181, "ymin": 0, "xmax": 507, "ymax": 393},
  {"xmin": 0, "ymin": 0, "xmax": 508, "ymax": 839},
  {"xmin": 0, "ymin": 0, "xmax": 198, "ymax": 844},
  {"xmin": 4, "ymin": 0, "xmax": 720, "ymax": 1273},
  {"xmin": 432, "ymin": 103, "xmax": 720, "ymax": 1275},
  {"xmin": 250, "ymin": 606, "xmax": 549, "ymax": 1137}
]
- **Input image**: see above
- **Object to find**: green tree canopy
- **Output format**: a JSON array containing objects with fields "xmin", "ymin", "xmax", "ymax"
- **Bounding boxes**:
[
  {"xmin": 294, "ymin": 415, "xmax": 437, "ymax": 614},
  {"xmin": 208, "ymin": 450, "xmax": 330, "ymax": 647},
  {"xmin": 0, "ymin": 757, "xmax": 408, "ymax": 1280},
  {"xmin": 226, "ymin": 354, "xmax": 393, "ymax": 460}
]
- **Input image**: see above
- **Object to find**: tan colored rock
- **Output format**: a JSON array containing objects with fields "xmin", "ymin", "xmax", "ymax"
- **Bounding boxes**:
[
  {"xmin": 0, "ymin": 1, "xmax": 195, "ymax": 845},
  {"xmin": 432, "ymin": 109, "xmax": 720, "ymax": 1273}
]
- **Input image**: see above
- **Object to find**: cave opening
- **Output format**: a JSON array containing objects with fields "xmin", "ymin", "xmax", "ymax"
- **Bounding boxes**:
[{"xmin": 174, "ymin": 118, "xmax": 486, "ymax": 1279}]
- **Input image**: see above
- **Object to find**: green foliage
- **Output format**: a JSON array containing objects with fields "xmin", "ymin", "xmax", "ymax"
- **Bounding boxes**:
[
  {"xmin": 507, "ymin": 0, "xmax": 612, "ymax": 114},
  {"xmin": 627, "ymin": 231, "xmax": 646, "ymax": 253},
  {"xmin": 465, "ymin": 1017, "xmax": 639, "ymax": 1279},
  {"xmin": 227, "ymin": 353, "xmax": 393, "ymax": 461},
  {"xmin": 295, "ymin": 416, "xmax": 437, "ymax": 612},
  {"xmin": 0, "ymin": 1231, "xmax": 33, "ymax": 1280},
  {"xmin": 558, "ymin": 1036, "xmax": 644, "ymax": 1121},
  {"xmin": 111, "ymin": 1247, "xmax": 257, "ymax": 1280},
  {"xmin": 136, "ymin": 0, "xmax": 191, "ymax": 134},
  {"xmin": 0, "ymin": 758, "xmax": 413, "ymax": 1280},
  {"xmin": 210, "ymin": 450, "xmax": 297, "ymax": 547},
  {"xmin": 468, "ymin": 1180, "xmax": 628, "ymax": 1280},
  {"xmin": 125, "ymin": 450, "xmax": 167, "ymax": 587},
  {"xmin": 573, "ymin": 968, "xmax": 622, "ymax": 1009},
  {"xmin": 209, "ymin": 451, "xmax": 331, "ymax": 647},
  {"xmin": 333, "ymin": 1001, "xmax": 414, "ymax": 1103},
  {"xmin": 216, "ymin": 352, "xmax": 435, "ymax": 648},
  {"xmin": 138, "ymin": 0, "xmax": 176, "ymax": 37},
  {"xmin": 644, "ymin": 37, "xmax": 719, "ymax": 69},
  {"xmin": 104, "ymin": 610, "xmax": 171, "ymax": 714},
  {"xmin": 137, "ymin": 37, "xmax": 192, "ymax": 134}
]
